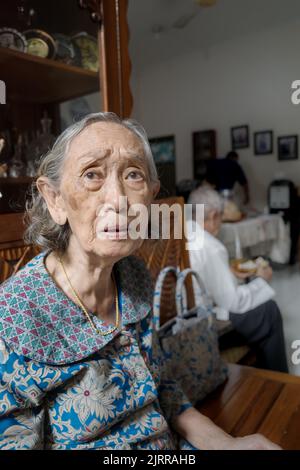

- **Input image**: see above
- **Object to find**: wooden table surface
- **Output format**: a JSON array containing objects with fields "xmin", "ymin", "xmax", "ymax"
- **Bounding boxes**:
[{"xmin": 197, "ymin": 364, "xmax": 300, "ymax": 449}]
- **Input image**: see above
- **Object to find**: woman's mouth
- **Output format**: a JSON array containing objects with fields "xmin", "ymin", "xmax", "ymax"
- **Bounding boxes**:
[
  {"xmin": 99, "ymin": 225, "xmax": 129, "ymax": 239},
  {"xmin": 104, "ymin": 224, "xmax": 128, "ymax": 232}
]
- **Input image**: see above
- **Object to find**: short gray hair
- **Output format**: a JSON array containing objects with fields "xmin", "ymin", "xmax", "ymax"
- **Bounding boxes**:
[
  {"xmin": 24, "ymin": 112, "xmax": 159, "ymax": 253},
  {"xmin": 188, "ymin": 185, "xmax": 223, "ymax": 219}
]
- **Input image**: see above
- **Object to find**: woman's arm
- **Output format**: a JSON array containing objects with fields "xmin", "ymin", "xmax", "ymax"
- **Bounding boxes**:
[
  {"xmin": 0, "ymin": 337, "xmax": 45, "ymax": 450},
  {"xmin": 201, "ymin": 245, "xmax": 275, "ymax": 315},
  {"xmin": 172, "ymin": 407, "xmax": 281, "ymax": 450}
]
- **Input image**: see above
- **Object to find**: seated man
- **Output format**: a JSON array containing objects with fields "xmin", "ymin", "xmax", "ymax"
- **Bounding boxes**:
[{"xmin": 186, "ymin": 186, "xmax": 288, "ymax": 373}]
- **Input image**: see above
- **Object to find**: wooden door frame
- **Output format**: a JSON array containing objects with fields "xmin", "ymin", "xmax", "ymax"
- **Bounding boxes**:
[
  {"xmin": 79, "ymin": 0, "xmax": 133, "ymax": 118},
  {"xmin": 99, "ymin": 0, "xmax": 133, "ymax": 118}
]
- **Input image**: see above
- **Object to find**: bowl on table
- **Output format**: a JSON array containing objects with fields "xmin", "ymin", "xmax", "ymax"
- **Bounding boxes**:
[{"xmin": 230, "ymin": 257, "xmax": 269, "ymax": 276}]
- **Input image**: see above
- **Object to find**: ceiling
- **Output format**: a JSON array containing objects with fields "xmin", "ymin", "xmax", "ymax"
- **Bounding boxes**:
[{"xmin": 128, "ymin": 0, "xmax": 300, "ymax": 69}]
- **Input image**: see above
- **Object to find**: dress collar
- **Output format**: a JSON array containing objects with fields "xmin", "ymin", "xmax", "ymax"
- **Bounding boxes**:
[{"xmin": 0, "ymin": 251, "xmax": 153, "ymax": 365}]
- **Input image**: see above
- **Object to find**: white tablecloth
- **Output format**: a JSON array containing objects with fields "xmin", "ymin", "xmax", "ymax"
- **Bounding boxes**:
[{"xmin": 219, "ymin": 214, "xmax": 290, "ymax": 262}]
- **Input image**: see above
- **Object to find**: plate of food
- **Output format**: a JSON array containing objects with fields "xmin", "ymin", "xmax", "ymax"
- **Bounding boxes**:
[{"xmin": 231, "ymin": 256, "xmax": 269, "ymax": 275}]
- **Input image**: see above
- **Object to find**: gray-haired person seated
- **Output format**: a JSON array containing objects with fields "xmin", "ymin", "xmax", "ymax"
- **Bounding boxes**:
[
  {"xmin": 186, "ymin": 185, "xmax": 288, "ymax": 373},
  {"xmin": 0, "ymin": 113, "xmax": 280, "ymax": 450}
]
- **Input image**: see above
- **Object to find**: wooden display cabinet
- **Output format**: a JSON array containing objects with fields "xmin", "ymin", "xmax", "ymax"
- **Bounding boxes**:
[{"xmin": 0, "ymin": 0, "xmax": 132, "ymax": 213}]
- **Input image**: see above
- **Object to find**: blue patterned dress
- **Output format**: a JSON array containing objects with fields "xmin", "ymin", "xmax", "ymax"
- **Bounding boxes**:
[{"xmin": 0, "ymin": 252, "xmax": 194, "ymax": 450}]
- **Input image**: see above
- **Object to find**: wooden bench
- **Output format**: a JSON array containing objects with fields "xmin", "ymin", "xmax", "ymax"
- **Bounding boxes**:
[{"xmin": 197, "ymin": 363, "xmax": 300, "ymax": 449}]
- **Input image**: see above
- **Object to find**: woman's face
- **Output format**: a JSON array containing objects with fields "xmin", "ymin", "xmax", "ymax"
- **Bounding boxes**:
[{"xmin": 56, "ymin": 122, "xmax": 159, "ymax": 261}]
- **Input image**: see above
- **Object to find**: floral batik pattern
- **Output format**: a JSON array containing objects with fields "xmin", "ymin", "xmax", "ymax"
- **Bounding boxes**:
[{"xmin": 0, "ymin": 252, "xmax": 194, "ymax": 450}]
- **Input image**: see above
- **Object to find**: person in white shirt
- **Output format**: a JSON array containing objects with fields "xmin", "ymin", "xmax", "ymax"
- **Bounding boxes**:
[{"xmin": 186, "ymin": 185, "xmax": 288, "ymax": 373}]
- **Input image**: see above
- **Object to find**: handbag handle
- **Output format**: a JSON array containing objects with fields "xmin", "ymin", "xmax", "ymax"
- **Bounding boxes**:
[
  {"xmin": 153, "ymin": 266, "xmax": 178, "ymax": 329},
  {"xmin": 175, "ymin": 268, "xmax": 206, "ymax": 318}
]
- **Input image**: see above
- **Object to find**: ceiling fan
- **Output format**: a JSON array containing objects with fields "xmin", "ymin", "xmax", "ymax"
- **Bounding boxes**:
[
  {"xmin": 151, "ymin": 0, "xmax": 218, "ymax": 38},
  {"xmin": 172, "ymin": 0, "xmax": 218, "ymax": 30}
]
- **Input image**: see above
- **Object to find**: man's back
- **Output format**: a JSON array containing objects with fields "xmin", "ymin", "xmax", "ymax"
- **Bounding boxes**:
[{"xmin": 206, "ymin": 158, "xmax": 247, "ymax": 191}]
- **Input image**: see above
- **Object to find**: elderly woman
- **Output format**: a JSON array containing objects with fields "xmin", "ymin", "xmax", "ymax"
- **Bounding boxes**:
[{"xmin": 0, "ymin": 113, "xmax": 279, "ymax": 450}]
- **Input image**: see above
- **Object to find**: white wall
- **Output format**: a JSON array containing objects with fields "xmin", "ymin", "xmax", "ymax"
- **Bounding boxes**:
[{"xmin": 132, "ymin": 19, "xmax": 300, "ymax": 210}]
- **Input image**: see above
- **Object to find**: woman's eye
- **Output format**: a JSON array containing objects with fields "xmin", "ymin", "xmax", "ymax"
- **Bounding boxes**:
[
  {"xmin": 84, "ymin": 171, "xmax": 100, "ymax": 180},
  {"xmin": 82, "ymin": 171, "xmax": 103, "ymax": 188},
  {"xmin": 126, "ymin": 171, "xmax": 144, "ymax": 180}
]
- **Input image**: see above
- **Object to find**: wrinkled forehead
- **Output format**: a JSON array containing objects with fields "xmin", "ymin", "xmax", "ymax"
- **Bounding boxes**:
[{"xmin": 65, "ymin": 121, "xmax": 146, "ymax": 167}]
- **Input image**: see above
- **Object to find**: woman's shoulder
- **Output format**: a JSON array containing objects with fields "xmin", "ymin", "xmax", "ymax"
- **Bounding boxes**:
[
  {"xmin": 0, "ymin": 251, "xmax": 47, "ymax": 302},
  {"xmin": 0, "ymin": 251, "xmax": 46, "ymax": 298},
  {"xmin": 0, "ymin": 251, "xmax": 52, "ymax": 358}
]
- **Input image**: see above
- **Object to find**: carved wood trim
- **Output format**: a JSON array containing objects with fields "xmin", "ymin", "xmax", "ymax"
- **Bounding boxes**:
[
  {"xmin": 77, "ymin": 0, "xmax": 133, "ymax": 117},
  {"xmin": 99, "ymin": 0, "xmax": 133, "ymax": 117},
  {"xmin": 77, "ymin": 0, "xmax": 103, "ymax": 25}
]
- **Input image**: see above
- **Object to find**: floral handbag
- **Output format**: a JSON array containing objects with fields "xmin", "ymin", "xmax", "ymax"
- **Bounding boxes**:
[{"xmin": 153, "ymin": 266, "xmax": 228, "ymax": 405}]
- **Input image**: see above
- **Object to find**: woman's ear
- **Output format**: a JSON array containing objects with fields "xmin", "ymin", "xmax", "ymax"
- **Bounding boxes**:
[
  {"xmin": 36, "ymin": 176, "xmax": 67, "ymax": 226},
  {"xmin": 152, "ymin": 180, "xmax": 160, "ymax": 200}
]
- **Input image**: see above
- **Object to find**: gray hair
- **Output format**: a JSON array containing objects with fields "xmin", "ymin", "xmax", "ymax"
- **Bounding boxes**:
[
  {"xmin": 24, "ymin": 112, "xmax": 159, "ymax": 252},
  {"xmin": 188, "ymin": 185, "xmax": 223, "ymax": 219}
]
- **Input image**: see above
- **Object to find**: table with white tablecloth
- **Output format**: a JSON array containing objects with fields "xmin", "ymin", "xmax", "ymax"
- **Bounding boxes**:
[{"xmin": 219, "ymin": 214, "xmax": 290, "ymax": 263}]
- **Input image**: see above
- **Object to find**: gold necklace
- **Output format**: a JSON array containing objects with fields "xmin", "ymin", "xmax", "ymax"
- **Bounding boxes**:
[{"xmin": 58, "ymin": 255, "xmax": 120, "ymax": 336}]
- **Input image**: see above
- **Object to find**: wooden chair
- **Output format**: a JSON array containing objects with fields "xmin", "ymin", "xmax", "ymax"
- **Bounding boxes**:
[
  {"xmin": 135, "ymin": 197, "xmax": 300, "ymax": 449},
  {"xmin": 135, "ymin": 198, "xmax": 252, "ymax": 364},
  {"xmin": 0, "ymin": 212, "xmax": 40, "ymax": 283},
  {"xmin": 135, "ymin": 197, "xmax": 194, "ymax": 325}
]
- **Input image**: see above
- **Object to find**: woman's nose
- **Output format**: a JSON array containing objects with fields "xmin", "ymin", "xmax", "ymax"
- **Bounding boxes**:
[{"xmin": 102, "ymin": 174, "xmax": 126, "ymax": 212}]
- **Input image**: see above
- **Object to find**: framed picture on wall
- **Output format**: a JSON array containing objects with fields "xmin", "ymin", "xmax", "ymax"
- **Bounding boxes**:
[
  {"xmin": 149, "ymin": 135, "xmax": 176, "ymax": 163},
  {"xmin": 231, "ymin": 125, "xmax": 249, "ymax": 149},
  {"xmin": 254, "ymin": 130, "xmax": 273, "ymax": 155},
  {"xmin": 278, "ymin": 135, "xmax": 298, "ymax": 161},
  {"xmin": 149, "ymin": 135, "xmax": 176, "ymax": 197},
  {"xmin": 192, "ymin": 129, "xmax": 217, "ymax": 180}
]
